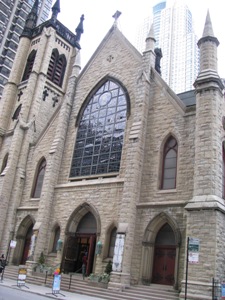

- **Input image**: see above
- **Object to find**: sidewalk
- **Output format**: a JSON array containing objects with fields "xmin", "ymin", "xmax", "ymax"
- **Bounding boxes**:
[{"xmin": 0, "ymin": 277, "xmax": 106, "ymax": 300}]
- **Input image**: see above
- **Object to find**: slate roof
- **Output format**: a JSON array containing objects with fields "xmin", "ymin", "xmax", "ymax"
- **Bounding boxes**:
[{"xmin": 177, "ymin": 90, "xmax": 196, "ymax": 107}]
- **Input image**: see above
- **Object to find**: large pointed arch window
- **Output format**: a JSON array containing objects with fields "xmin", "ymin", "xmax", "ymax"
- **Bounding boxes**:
[
  {"xmin": 22, "ymin": 49, "xmax": 37, "ymax": 81},
  {"xmin": 161, "ymin": 136, "xmax": 178, "ymax": 189},
  {"xmin": 47, "ymin": 49, "xmax": 66, "ymax": 87},
  {"xmin": 70, "ymin": 79, "xmax": 128, "ymax": 177},
  {"xmin": 32, "ymin": 158, "xmax": 46, "ymax": 198}
]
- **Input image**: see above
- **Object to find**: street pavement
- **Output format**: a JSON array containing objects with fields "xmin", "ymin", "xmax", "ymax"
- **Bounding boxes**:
[{"xmin": 0, "ymin": 277, "xmax": 106, "ymax": 300}]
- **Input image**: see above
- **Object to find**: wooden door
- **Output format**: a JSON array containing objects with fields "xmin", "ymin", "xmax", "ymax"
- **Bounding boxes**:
[
  {"xmin": 21, "ymin": 238, "xmax": 31, "ymax": 264},
  {"xmin": 62, "ymin": 236, "xmax": 79, "ymax": 273},
  {"xmin": 152, "ymin": 246, "xmax": 176, "ymax": 285},
  {"xmin": 86, "ymin": 235, "xmax": 96, "ymax": 275}
]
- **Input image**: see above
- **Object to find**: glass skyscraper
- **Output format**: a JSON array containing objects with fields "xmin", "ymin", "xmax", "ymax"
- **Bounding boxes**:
[
  {"xmin": 135, "ymin": 0, "xmax": 199, "ymax": 93},
  {"xmin": 0, "ymin": 0, "xmax": 53, "ymax": 99}
]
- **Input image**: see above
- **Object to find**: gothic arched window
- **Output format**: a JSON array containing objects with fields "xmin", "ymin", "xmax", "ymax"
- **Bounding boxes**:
[
  {"xmin": 47, "ymin": 49, "xmax": 66, "ymax": 87},
  {"xmin": 12, "ymin": 104, "xmax": 22, "ymax": 120},
  {"xmin": 70, "ymin": 79, "xmax": 128, "ymax": 177},
  {"xmin": 22, "ymin": 49, "xmax": 37, "ymax": 81},
  {"xmin": 1, "ymin": 153, "xmax": 8, "ymax": 174},
  {"xmin": 161, "ymin": 136, "xmax": 178, "ymax": 189},
  {"xmin": 52, "ymin": 226, "xmax": 60, "ymax": 253},
  {"xmin": 32, "ymin": 158, "xmax": 46, "ymax": 198}
]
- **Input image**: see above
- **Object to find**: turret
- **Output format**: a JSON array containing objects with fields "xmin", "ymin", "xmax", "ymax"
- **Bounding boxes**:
[
  {"xmin": 51, "ymin": 0, "xmax": 60, "ymax": 22},
  {"xmin": 21, "ymin": 0, "xmax": 39, "ymax": 38},
  {"xmin": 194, "ymin": 10, "xmax": 223, "ymax": 91}
]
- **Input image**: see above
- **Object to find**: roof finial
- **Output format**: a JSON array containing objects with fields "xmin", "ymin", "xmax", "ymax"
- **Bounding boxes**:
[
  {"xmin": 21, "ymin": 0, "xmax": 39, "ymax": 38},
  {"xmin": 51, "ymin": 0, "xmax": 60, "ymax": 21},
  {"xmin": 75, "ymin": 14, "xmax": 84, "ymax": 43},
  {"xmin": 112, "ymin": 11, "xmax": 121, "ymax": 27}
]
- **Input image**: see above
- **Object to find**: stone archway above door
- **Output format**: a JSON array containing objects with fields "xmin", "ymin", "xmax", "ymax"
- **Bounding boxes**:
[{"xmin": 141, "ymin": 212, "xmax": 181, "ymax": 288}]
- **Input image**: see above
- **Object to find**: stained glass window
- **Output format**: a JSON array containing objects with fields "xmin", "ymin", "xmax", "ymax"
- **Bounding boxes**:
[{"xmin": 70, "ymin": 79, "xmax": 128, "ymax": 177}]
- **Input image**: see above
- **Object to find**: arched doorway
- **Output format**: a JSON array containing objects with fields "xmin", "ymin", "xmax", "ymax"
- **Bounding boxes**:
[
  {"xmin": 62, "ymin": 209, "xmax": 98, "ymax": 275},
  {"xmin": 152, "ymin": 223, "xmax": 176, "ymax": 285},
  {"xmin": 12, "ymin": 215, "xmax": 34, "ymax": 265},
  {"xmin": 141, "ymin": 212, "xmax": 181, "ymax": 288}
]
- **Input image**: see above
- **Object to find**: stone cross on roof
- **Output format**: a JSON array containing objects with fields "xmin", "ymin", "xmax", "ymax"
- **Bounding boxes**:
[{"xmin": 112, "ymin": 10, "xmax": 121, "ymax": 27}]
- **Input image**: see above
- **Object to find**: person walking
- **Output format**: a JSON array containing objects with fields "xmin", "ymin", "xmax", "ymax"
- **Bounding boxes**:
[{"xmin": 0, "ymin": 254, "xmax": 6, "ymax": 281}]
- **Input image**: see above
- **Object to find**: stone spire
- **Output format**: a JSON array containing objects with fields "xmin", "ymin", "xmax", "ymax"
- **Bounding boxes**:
[
  {"xmin": 197, "ymin": 10, "xmax": 219, "ymax": 74},
  {"xmin": 51, "ymin": 0, "xmax": 60, "ymax": 21},
  {"xmin": 145, "ymin": 23, "xmax": 156, "ymax": 52},
  {"xmin": 21, "ymin": 0, "xmax": 39, "ymax": 38},
  {"xmin": 202, "ymin": 10, "xmax": 215, "ymax": 38}
]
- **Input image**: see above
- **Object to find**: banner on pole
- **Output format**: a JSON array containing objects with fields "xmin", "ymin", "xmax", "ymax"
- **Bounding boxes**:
[
  {"xmin": 188, "ymin": 237, "xmax": 200, "ymax": 264},
  {"xmin": 10, "ymin": 240, "xmax": 17, "ymax": 249}
]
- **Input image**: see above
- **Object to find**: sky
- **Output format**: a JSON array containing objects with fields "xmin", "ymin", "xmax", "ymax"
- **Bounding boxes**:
[{"xmin": 57, "ymin": 0, "xmax": 225, "ymax": 78}]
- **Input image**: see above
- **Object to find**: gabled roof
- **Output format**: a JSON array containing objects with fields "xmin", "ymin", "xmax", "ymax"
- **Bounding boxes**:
[{"xmin": 79, "ymin": 24, "xmax": 142, "ymax": 78}]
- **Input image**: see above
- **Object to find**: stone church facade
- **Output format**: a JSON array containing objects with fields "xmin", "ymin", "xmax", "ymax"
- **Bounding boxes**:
[{"xmin": 0, "ymin": 1, "xmax": 224, "ymax": 299}]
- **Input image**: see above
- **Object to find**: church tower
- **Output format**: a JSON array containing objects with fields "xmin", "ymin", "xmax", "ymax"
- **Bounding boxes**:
[
  {"xmin": 184, "ymin": 12, "xmax": 225, "ymax": 299},
  {"xmin": 0, "ymin": 0, "xmax": 84, "ymax": 261}
]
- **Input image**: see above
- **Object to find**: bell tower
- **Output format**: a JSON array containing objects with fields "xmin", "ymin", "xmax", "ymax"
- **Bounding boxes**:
[{"xmin": 0, "ymin": 0, "xmax": 84, "ymax": 256}]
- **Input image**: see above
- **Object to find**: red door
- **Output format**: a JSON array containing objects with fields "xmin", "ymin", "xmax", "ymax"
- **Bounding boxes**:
[
  {"xmin": 152, "ymin": 246, "xmax": 176, "ymax": 285},
  {"xmin": 21, "ymin": 238, "xmax": 31, "ymax": 264}
]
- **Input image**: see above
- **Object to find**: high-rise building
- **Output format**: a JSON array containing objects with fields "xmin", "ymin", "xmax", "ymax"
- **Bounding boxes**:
[
  {"xmin": 0, "ymin": 0, "xmax": 53, "ymax": 99},
  {"xmin": 135, "ymin": 0, "xmax": 199, "ymax": 93},
  {"xmin": 152, "ymin": 0, "xmax": 166, "ymax": 48}
]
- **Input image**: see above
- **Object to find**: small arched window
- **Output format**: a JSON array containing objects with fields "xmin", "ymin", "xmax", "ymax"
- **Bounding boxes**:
[
  {"xmin": 52, "ymin": 226, "xmax": 60, "ymax": 253},
  {"xmin": 70, "ymin": 79, "xmax": 128, "ymax": 177},
  {"xmin": 161, "ymin": 136, "xmax": 178, "ymax": 189},
  {"xmin": 12, "ymin": 104, "xmax": 22, "ymax": 120},
  {"xmin": 32, "ymin": 158, "xmax": 46, "ymax": 198},
  {"xmin": 47, "ymin": 49, "xmax": 66, "ymax": 87},
  {"xmin": 1, "ymin": 153, "xmax": 8, "ymax": 174},
  {"xmin": 108, "ymin": 227, "xmax": 117, "ymax": 258},
  {"xmin": 22, "ymin": 50, "xmax": 37, "ymax": 81}
]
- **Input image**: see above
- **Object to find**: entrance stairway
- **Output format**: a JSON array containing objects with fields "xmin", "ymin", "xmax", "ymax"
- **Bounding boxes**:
[{"xmin": 3, "ymin": 266, "xmax": 179, "ymax": 300}]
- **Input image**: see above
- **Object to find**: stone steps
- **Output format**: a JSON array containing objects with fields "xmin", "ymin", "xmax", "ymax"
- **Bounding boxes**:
[{"xmin": 3, "ymin": 266, "xmax": 179, "ymax": 300}]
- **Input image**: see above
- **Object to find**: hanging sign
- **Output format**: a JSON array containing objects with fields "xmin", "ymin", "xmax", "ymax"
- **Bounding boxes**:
[{"xmin": 188, "ymin": 237, "xmax": 200, "ymax": 264}]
